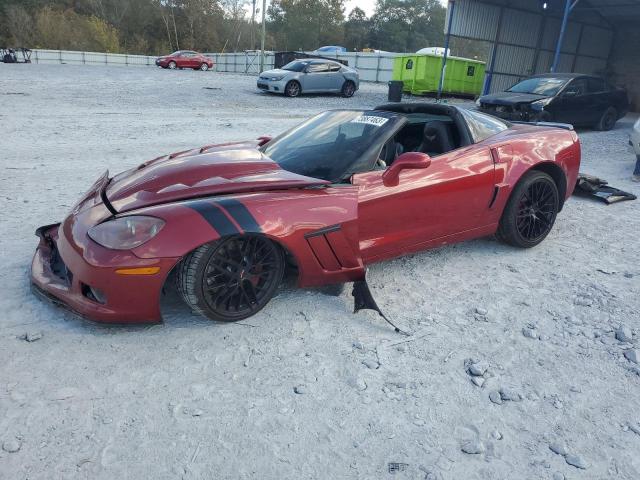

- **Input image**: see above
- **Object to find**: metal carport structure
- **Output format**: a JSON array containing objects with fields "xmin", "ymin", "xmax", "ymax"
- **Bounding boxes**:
[{"xmin": 444, "ymin": 0, "xmax": 640, "ymax": 109}]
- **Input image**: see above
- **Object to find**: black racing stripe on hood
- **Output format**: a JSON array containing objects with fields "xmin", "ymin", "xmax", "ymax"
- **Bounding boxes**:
[
  {"xmin": 216, "ymin": 198, "xmax": 262, "ymax": 233},
  {"xmin": 188, "ymin": 201, "xmax": 239, "ymax": 236}
]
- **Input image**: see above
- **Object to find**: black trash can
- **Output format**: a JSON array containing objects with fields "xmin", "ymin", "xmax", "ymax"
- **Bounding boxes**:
[{"xmin": 388, "ymin": 81, "xmax": 403, "ymax": 102}]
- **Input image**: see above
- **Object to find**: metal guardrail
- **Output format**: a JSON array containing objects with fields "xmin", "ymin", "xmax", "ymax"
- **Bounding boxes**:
[{"xmin": 24, "ymin": 49, "xmax": 400, "ymax": 83}]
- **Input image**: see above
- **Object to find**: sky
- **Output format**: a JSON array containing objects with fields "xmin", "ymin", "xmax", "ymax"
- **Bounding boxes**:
[
  {"xmin": 248, "ymin": 0, "xmax": 447, "ymax": 20},
  {"xmin": 345, "ymin": 0, "xmax": 377, "ymax": 17}
]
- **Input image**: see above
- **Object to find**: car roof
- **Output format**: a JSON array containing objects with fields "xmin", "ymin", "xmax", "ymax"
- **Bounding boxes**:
[
  {"xmin": 308, "ymin": 59, "xmax": 341, "ymax": 65},
  {"xmin": 529, "ymin": 73, "xmax": 602, "ymax": 80}
]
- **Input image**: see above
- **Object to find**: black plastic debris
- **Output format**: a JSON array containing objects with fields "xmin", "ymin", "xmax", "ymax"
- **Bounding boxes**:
[
  {"xmin": 573, "ymin": 173, "xmax": 637, "ymax": 204},
  {"xmin": 352, "ymin": 279, "xmax": 410, "ymax": 335}
]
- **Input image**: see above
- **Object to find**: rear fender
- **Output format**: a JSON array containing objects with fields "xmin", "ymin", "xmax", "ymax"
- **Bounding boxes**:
[
  {"xmin": 132, "ymin": 187, "xmax": 364, "ymax": 287},
  {"xmin": 491, "ymin": 129, "xmax": 580, "ymax": 213}
]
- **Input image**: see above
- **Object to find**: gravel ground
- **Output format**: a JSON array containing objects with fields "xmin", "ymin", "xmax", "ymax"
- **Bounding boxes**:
[{"xmin": 1, "ymin": 64, "xmax": 639, "ymax": 480}]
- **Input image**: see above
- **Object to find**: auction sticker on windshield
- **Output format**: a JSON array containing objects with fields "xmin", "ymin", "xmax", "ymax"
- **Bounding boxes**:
[{"xmin": 351, "ymin": 115, "xmax": 389, "ymax": 127}]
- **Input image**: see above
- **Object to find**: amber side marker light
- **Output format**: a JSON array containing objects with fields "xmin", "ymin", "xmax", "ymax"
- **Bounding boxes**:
[{"xmin": 115, "ymin": 267, "xmax": 161, "ymax": 275}]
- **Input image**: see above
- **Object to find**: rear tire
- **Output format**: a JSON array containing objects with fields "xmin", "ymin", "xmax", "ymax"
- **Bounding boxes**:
[
  {"xmin": 595, "ymin": 107, "xmax": 617, "ymax": 131},
  {"xmin": 497, "ymin": 170, "xmax": 559, "ymax": 248},
  {"xmin": 284, "ymin": 81, "xmax": 301, "ymax": 97},
  {"xmin": 341, "ymin": 80, "xmax": 356, "ymax": 98},
  {"xmin": 177, "ymin": 235, "xmax": 284, "ymax": 322}
]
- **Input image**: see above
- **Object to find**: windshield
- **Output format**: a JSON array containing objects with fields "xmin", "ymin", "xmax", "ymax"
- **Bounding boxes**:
[
  {"xmin": 507, "ymin": 77, "xmax": 569, "ymax": 96},
  {"xmin": 282, "ymin": 60, "xmax": 309, "ymax": 72},
  {"xmin": 261, "ymin": 110, "xmax": 402, "ymax": 182}
]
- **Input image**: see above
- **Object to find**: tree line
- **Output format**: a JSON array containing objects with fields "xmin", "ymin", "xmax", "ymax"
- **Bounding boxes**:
[{"xmin": 0, "ymin": 0, "xmax": 455, "ymax": 56}]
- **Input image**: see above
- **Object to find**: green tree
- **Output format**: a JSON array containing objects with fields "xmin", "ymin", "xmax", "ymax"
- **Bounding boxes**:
[
  {"xmin": 370, "ymin": 0, "xmax": 445, "ymax": 52},
  {"xmin": 267, "ymin": 0, "xmax": 345, "ymax": 51},
  {"xmin": 344, "ymin": 6, "xmax": 370, "ymax": 51}
]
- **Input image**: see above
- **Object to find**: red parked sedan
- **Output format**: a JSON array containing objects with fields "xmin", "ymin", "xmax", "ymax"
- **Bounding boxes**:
[
  {"xmin": 156, "ymin": 50, "xmax": 214, "ymax": 71},
  {"xmin": 31, "ymin": 103, "xmax": 580, "ymax": 325}
]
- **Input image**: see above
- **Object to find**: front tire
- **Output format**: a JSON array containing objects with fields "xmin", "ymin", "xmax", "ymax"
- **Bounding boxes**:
[
  {"xmin": 284, "ymin": 80, "xmax": 301, "ymax": 97},
  {"xmin": 595, "ymin": 107, "xmax": 617, "ymax": 131},
  {"xmin": 168, "ymin": 61, "xmax": 177, "ymax": 70},
  {"xmin": 341, "ymin": 80, "xmax": 356, "ymax": 98},
  {"xmin": 177, "ymin": 235, "xmax": 284, "ymax": 322},
  {"xmin": 497, "ymin": 171, "xmax": 559, "ymax": 248},
  {"xmin": 200, "ymin": 63, "xmax": 209, "ymax": 71}
]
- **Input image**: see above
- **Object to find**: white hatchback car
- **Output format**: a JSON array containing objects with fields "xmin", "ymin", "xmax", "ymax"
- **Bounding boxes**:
[{"xmin": 258, "ymin": 59, "xmax": 360, "ymax": 98}]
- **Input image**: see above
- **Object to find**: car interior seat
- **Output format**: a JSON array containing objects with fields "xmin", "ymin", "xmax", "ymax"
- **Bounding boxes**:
[{"xmin": 417, "ymin": 121, "xmax": 455, "ymax": 156}]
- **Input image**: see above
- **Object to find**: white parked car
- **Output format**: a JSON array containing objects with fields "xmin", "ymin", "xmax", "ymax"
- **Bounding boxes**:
[
  {"xmin": 257, "ymin": 59, "xmax": 359, "ymax": 98},
  {"xmin": 631, "ymin": 117, "xmax": 640, "ymax": 181},
  {"xmin": 630, "ymin": 117, "xmax": 640, "ymax": 158}
]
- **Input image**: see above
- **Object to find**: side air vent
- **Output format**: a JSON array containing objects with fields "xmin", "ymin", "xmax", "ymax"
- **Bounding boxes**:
[{"xmin": 304, "ymin": 224, "xmax": 359, "ymax": 272}]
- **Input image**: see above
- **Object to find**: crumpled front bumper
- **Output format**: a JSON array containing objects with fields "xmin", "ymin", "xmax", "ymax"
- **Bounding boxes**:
[
  {"xmin": 478, "ymin": 105, "xmax": 540, "ymax": 122},
  {"xmin": 31, "ymin": 222, "xmax": 178, "ymax": 324}
]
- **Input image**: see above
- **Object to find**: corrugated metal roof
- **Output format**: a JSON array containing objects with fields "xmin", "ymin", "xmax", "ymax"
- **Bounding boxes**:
[{"xmin": 581, "ymin": 0, "xmax": 640, "ymax": 22}]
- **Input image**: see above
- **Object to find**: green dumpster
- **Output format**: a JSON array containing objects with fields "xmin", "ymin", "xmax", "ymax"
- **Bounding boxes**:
[{"xmin": 392, "ymin": 54, "xmax": 485, "ymax": 97}]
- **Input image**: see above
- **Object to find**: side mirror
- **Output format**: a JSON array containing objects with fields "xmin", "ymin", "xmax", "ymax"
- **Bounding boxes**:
[
  {"xmin": 382, "ymin": 152, "xmax": 431, "ymax": 186},
  {"xmin": 563, "ymin": 90, "xmax": 578, "ymax": 97}
]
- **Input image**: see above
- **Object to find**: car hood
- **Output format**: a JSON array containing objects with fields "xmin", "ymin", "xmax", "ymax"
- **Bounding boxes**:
[
  {"xmin": 480, "ymin": 91, "xmax": 549, "ymax": 105},
  {"xmin": 260, "ymin": 69, "xmax": 291, "ymax": 77},
  {"xmin": 105, "ymin": 142, "xmax": 329, "ymax": 212}
]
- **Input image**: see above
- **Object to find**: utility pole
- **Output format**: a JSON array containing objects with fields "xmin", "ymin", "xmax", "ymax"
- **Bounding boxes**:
[
  {"xmin": 251, "ymin": 0, "xmax": 256, "ymax": 50},
  {"xmin": 259, "ymin": 0, "xmax": 266, "ymax": 72}
]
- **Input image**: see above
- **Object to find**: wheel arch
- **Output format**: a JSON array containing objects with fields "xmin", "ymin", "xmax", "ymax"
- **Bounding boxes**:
[
  {"xmin": 526, "ymin": 161, "xmax": 568, "ymax": 211},
  {"xmin": 162, "ymin": 232, "xmax": 301, "ymax": 294}
]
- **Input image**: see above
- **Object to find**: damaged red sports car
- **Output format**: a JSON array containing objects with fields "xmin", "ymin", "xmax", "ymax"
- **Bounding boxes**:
[{"xmin": 31, "ymin": 103, "xmax": 581, "ymax": 324}]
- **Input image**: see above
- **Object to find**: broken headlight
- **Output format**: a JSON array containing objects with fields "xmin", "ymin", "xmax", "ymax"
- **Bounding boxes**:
[
  {"xmin": 88, "ymin": 216, "xmax": 165, "ymax": 250},
  {"xmin": 530, "ymin": 98, "xmax": 552, "ymax": 111}
]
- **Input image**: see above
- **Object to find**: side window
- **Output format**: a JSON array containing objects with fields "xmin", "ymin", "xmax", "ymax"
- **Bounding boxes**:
[
  {"xmin": 564, "ymin": 78, "xmax": 588, "ymax": 96},
  {"xmin": 328, "ymin": 63, "xmax": 341, "ymax": 72},
  {"xmin": 587, "ymin": 77, "xmax": 606, "ymax": 93},
  {"xmin": 307, "ymin": 62, "xmax": 329, "ymax": 73},
  {"xmin": 460, "ymin": 109, "xmax": 509, "ymax": 143}
]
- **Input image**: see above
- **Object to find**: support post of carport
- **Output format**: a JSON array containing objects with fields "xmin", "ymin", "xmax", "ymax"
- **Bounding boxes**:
[
  {"xmin": 437, "ymin": 0, "xmax": 455, "ymax": 101},
  {"xmin": 482, "ymin": 6, "xmax": 504, "ymax": 96},
  {"xmin": 551, "ymin": 0, "xmax": 579, "ymax": 72}
]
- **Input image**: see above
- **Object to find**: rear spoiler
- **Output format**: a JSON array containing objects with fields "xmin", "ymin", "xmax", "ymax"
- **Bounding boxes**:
[{"xmin": 511, "ymin": 121, "xmax": 574, "ymax": 131}]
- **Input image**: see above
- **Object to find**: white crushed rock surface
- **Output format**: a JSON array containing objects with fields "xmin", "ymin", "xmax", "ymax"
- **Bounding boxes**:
[{"xmin": 1, "ymin": 64, "xmax": 640, "ymax": 479}]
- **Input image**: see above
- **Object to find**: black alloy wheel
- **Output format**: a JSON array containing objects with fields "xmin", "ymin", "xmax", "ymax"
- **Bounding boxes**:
[
  {"xmin": 178, "ymin": 235, "xmax": 284, "ymax": 322},
  {"xmin": 341, "ymin": 81, "xmax": 356, "ymax": 98},
  {"xmin": 497, "ymin": 171, "xmax": 559, "ymax": 248}
]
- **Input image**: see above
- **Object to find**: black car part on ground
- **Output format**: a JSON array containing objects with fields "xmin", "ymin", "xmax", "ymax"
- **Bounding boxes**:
[
  {"xmin": 273, "ymin": 51, "xmax": 348, "ymax": 69},
  {"xmin": 352, "ymin": 279, "xmax": 409, "ymax": 335},
  {"xmin": 573, "ymin": 173, "xmax": 637, "ymax": 204}
]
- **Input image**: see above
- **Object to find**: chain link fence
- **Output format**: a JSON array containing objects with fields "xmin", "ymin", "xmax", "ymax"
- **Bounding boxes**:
[{"xmin": 26, "ymin": 49, "xmax": 399, "ymax": 83}]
